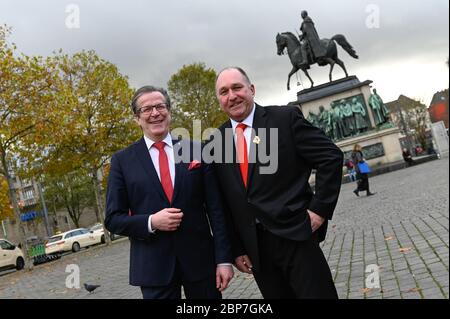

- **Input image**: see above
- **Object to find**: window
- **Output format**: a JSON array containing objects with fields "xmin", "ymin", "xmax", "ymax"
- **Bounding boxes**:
[
  {"xmin": 64, "ymin": 232, "xmax": 73, "ymax": 239},
  {"xmin": 0, "ymin": 240, "xmax": 14, "ymax": 250},
  {"xmin": 90, "ymin": 224, "xmax": 103, "ymax": 231},
  {"xmin": 72, "ymin": 230, "xmax": 82, "ymax": 236},
  {"xmin": 23, "ymin": 187, "xmax": 35, "ymax": 200},
  {"xmin": 47, "ymin": 236, "xmax": 63, "ymax": 243}
]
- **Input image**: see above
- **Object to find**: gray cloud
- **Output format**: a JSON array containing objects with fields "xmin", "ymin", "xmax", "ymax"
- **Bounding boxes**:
[{"xmin": 1, "ymin": 0, "xmax": 448, "ymax": 105}]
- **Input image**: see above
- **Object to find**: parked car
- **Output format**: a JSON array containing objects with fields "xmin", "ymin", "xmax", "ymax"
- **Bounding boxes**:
[
  {"xmin": 45, "ymin": 228, "xmax": 98, "ymax": 255},
  {"xmin": 89, "ymin": 223, "xmax": 106, "ymax": 244},
  {"xmin": 89, "ymin": 223, "xmax": 120, "ymax": 243},
  {"xmin": 0, "ymin": 238, "xmax": 25, "ymax": 271}
]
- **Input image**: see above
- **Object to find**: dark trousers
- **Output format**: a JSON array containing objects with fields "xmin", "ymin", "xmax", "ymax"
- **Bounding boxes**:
[
  {"xmin": 405, "ymin": 159, "xmax": 415, "ymax": 167},
  {"xmin": 141, "ymin": 262, "xmax": 221, "ymax": 299},
  {"xmin": 356, "ymin": 173, "xmax": 370, "ymax": 192},
  {"xmin": 252, "ymin": 224, "xmax": 338, "ymax": 299}
]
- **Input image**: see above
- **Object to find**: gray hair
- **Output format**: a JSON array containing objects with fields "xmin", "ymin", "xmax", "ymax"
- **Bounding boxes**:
[
  {"xmin": 216, "ymin": 66, "xmax": 252, "ymax": 85},
  {"xmin": 131, "ymin": 85, "xmax": 171, "ymax": 115}
]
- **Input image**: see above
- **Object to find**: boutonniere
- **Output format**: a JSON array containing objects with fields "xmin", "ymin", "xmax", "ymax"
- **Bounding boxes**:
[
  {"xmin": 253, "ymin": 136, "xmax": 261, "ymax": 144},
  {"xmin": 188, "ymin": 159, "xmax": 201, "ymax": 170}
]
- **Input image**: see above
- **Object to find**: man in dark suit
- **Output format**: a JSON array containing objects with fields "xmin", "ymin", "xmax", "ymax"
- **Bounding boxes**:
[
  {"xmin": 212, "ymin": 67, "xmax": 342, "ymax": 298},
  {"xmin": 105, "ymin": 86, "xmax": 233, "ymax": 299}
]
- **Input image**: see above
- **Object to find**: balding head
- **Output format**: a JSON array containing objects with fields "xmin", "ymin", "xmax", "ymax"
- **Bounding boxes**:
[{"xmin": 215, "ymin": 67, "xmax": 255, "ymax": 122}]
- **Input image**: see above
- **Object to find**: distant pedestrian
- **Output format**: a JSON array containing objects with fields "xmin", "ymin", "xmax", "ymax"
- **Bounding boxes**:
[
  {"xmin": 351, "ymin": 144, "xmax": 375, "ymax": 197},
  {"xmin": 402, "ymin": 148, "xmax": 415, "ymax": 167},
  {"xmin": 426, "ymin": 144, "xmax": 441, "ymax": 159},
  {"xmin": 344, "ymin": 158, "xmax": 357, "ymax": 182},
  {"xmin": 426, "ymin": 144, "xmax": 436, "ymax": 155},
  {"xmin": 414, "ymin": 145, "xmax": 423, "ymax": 155}
]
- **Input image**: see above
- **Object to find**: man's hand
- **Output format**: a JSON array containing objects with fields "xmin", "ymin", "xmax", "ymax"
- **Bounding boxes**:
[
  {"xmin": 216, "ymin": 265, "xmax": 234, "ymax": 292},
  {"xmin": 234, "ymin": 255, "xmax": 253, "ymax": 274},
  {"xmin": 151, "ymin": 208, "xmax": 183, "ymax": 231},
  {"xmin": 308, "ymin": 209, "xmax": 325, "ymax": 232}
]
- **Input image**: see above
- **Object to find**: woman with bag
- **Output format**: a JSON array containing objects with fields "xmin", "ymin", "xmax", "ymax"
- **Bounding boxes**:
[{"xmin": 351, "ymin": 144, "xmax": 376, "ymax": 197}]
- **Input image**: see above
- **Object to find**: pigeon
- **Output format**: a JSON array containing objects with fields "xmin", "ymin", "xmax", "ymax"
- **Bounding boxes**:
[{"xmin": 84, "ymin": 283, "xmax": 101, "ymax": 293}]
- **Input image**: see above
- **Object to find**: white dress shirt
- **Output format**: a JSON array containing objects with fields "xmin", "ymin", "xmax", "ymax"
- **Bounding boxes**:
[
  {"xmin": 229, "ymin": 103, "xmax": 256, "ymax": 157},
  {"xmin": 144, "ymin": 134, "xmax": 175, "ymax": 233},
  {"xmin": 144, "ymin": 134, "xmax": 175, "ymax": 187}
]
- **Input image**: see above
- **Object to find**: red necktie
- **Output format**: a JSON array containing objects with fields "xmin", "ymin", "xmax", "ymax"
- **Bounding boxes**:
[
  {"xmin": 236, "ymin": 123, "xmax": 248, "ymax": 188},
  {"xmin": 153, "ymin": 141, "xmax": 173, "ymax": 203}
]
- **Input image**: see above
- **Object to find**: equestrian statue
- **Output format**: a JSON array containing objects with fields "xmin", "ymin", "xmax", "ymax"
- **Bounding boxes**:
[{"xmin": 276, "ymin": 10, "xmax": 358, "ymax": 90}]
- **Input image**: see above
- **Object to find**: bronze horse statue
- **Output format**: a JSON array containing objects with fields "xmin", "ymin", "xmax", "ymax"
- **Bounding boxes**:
[{"xmin": 276, "ymin": 32, "xmax": 358, "ymax": 90}]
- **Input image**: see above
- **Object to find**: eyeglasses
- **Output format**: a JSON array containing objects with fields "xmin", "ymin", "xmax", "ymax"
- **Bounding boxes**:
[{"xmin": 137, "ymin": 103, "xmax": 168, "ymax": 115}]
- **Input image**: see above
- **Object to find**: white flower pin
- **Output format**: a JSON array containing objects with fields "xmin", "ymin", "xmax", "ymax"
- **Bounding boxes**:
[{"xmin": 253, "ymin": 136, "xmax": 261, "ymax": 144}]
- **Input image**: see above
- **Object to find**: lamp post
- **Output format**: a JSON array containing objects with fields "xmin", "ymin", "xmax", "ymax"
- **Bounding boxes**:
[
  {"xmin": 1, "ymin": 219, "xmax": 6, "ymax": 238},
  {"xmin": 37, "ymin": 181, "xmax": 52, "ymax": 237}
]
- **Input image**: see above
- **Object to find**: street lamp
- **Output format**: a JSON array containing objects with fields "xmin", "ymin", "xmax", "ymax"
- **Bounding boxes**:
[{"xmin": 37, "ymin": 181, "xmax": 52, "ymax": 237}]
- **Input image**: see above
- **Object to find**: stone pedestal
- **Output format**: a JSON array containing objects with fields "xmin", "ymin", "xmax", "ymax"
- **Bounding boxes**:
[
  {"xmin": 337, "ymin": 127, "xmax": 403, "ymax": 165},
  {"xmin": 291, "ymin": 76, "xmax": 403, "ymax": 166},
  {"xmin": 297, "ymin": 76, "xmax": 372, "ymax": 105},
  {"xmin": 295, "ymin": 75, "xmax": 377, "ymax": 127}
]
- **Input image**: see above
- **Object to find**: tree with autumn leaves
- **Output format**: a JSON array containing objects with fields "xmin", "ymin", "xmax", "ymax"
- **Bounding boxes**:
[
  {"xmin": 41, "ymin": 172, "xmax": 96, "ymax": 229},
  {"xmin": 0, "ymin": 178, "xmax": 13, "ymax": 221},
  {"xmin": 23, "ymin": 50, "xmax": 140, "ymax": 244},
  {"xmin": 168, "ymin": 63, "xmax": 228, "ymax": 139},
  {"xmin": 1, "ymin": 26, "xmax": 139, "ymax": 263},
  {"xmin": 1, "ymin": 25, "xmax": 58, "ymax": 267}
]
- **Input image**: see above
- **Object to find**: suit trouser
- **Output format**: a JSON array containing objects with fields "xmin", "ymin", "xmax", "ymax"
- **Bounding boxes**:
[
  {"xmin": 252, "ymin": 224, "xmax": 338, "ymax": 299},
  {"xmin": 141, "ymin": 261, "xmax": 221, "ymax": 299}
]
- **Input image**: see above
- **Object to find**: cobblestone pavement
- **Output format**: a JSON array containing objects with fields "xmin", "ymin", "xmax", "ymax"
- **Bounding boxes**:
[{"xmin": 0, "ymin": 157, "xmax": 448, "ymax": 299}]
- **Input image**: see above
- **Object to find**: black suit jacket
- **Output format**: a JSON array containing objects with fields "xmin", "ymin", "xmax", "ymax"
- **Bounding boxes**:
[
  {"xmin": 105, "ymin": 138, "xmax": 232, "ymax": 287},
  {"xmin": 212, "ymin": 105, "xmax": 343, "ymax": 270}
]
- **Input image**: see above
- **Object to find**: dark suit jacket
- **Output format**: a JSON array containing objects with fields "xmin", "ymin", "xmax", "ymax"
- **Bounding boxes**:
[
  {"xmin": 212, "ymin": 105, "xmax": 343, "ymax": 270},
  {"xmin": 105, "ymin": 138, "xmax": 232, "ymax": 287}
]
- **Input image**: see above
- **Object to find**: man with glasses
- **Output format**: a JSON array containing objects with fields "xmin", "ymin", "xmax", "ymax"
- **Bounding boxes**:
[{"xmin": 105, "ymin": 86, "xmax": 233, "ymax": 299}]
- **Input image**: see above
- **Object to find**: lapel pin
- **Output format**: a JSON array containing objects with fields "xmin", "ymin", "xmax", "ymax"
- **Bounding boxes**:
[{"xmin": 253, "ymin": 136, "xmax": 261, "ymax": 144}]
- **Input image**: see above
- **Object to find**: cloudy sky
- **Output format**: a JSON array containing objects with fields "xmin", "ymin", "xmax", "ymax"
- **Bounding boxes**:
[{"xmin": 1, "ymin": 0, "xmax": 448, "ymax": 106}]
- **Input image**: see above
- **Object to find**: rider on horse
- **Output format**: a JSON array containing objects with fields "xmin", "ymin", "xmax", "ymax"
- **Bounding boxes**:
[{"xmin": 299, "ymin": 10, "xmax": 327, "ymax": 67}]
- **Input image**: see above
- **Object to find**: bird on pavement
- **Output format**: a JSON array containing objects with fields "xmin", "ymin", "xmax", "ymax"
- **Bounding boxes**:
[{"xmin": 84, "ymin": 283, "xmax": 101, "ymax": 293}]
